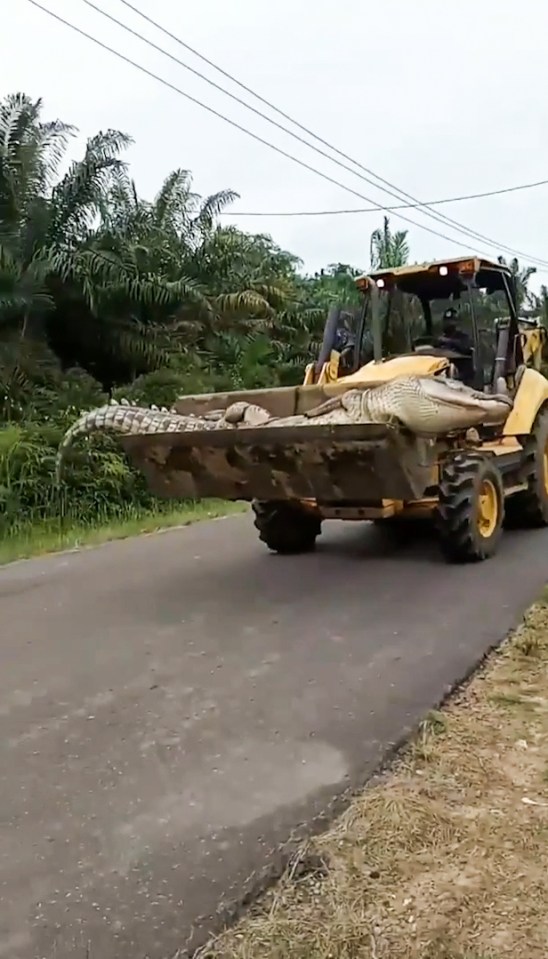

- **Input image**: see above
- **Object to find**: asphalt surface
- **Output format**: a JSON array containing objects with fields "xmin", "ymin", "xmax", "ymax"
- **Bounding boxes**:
[{"xmin": 1, "ymin": 515, "xmax": 547, "ymax": 959}]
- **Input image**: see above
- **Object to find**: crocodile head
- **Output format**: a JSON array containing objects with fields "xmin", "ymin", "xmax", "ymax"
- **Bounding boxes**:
[{"xmin": 418, "ymin": 376, "xmax": 513, "ymax": 423}]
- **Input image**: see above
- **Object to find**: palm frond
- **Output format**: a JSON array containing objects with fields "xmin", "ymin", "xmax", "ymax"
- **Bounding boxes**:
[
  {"xmin": 214, "ymin": 289, "xmax": 273, "ymax": 319},
  {"xmin": 49, "ymin": 129, "xmax": 133, "ymax": 241},
  {"xmin": 193, "ymin": 189, "xmax": 239, "ymax": 233},
  {"xmin": 153, "ymin": 169, "xmax": 194, "ymax": 230}
]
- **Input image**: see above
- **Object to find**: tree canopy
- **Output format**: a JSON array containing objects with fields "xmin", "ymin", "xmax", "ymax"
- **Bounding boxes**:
[{"xmin": 0, "ymin": 92, "xmax": 543, "ymax": 538}]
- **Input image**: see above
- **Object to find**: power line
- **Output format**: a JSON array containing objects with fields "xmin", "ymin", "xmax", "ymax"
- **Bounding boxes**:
[
  {"xmin": 27, "ymin": 0, "xmax": 548, "ymax": 275},
  {"xmin": 26, "ymin": 0, "xmax": 496, "ymax": 258},
  {"xmin": 85, "ymin": 0, "xmax": 505, "ymax": 249},
  {"xmin": 108, "ymin": 0, "xmax": 548, "ymax": 267},
  {"xmin": 222, "ymin": 178, "xmax": 548, "ymax": 217},
  {"xmin": 95, "ymin": 0, "xmax": 548, "ymax": 266},
  {"xmin": 77, "ymin": 0, "xmax": 548, "ymax": 267}
]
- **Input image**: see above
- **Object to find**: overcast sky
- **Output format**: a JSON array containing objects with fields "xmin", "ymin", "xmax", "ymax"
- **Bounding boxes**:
[{"xmin": 4, "ymin": 0, "xmax": 548, "ymax": 288}]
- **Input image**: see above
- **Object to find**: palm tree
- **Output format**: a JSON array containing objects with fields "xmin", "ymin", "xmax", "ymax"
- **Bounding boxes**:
[
  {"xmin": 1, "ymin": 90, "xmax": 382, "ymax": 409},
  {"xmin": 497, "ymin": 255, "xmax": 537, "ymax": 311},
  {"xmin": 0, "ymin": 92, "xmax": 75, "ymax": 245},
  {"xmin": 0, "ymin": 94, "xmax": 143, "ymax": 391},
  {"xmin": 93, "ymin": 173, "xmax": 295, "ymax": 376},
  {"xmin": 369, "ymin": 217, "xmax": 410, "ymax": 270},
  {"xmin": 0, "ymin": 95, "xmax": 221, "ymax": 388}
]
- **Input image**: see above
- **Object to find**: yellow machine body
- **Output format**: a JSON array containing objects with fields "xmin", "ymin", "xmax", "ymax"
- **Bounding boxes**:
[
  {"xmin": 118, "ymin": 255, "xmax": 548, "ymax": 562},
  {"xmin": 299, "ymin": 268, "xmax": 548, "ymax": 525}
]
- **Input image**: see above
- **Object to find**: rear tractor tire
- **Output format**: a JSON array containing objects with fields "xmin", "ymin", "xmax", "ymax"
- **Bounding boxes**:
[
  {"xmin": 252, "ymin": 500, "xmax": 322, "ymax": 555},
  {"xmin": 504, "ymin": 407, "xmax": 548, "ymax": 529},
  {"xmin": 436, "ymin": 452, "xmax": 504, "ymax": 563}
]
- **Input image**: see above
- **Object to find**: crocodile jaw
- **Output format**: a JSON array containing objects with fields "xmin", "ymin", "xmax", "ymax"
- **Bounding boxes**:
[{"xmin": 418, "ymin": 376, "xmax": 513, "ymax": 422}]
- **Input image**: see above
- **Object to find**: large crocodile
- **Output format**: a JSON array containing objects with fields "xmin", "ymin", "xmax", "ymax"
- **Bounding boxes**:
[{"xmin": 56, "ymin": 374, "xmax": 513, "ymax": 484}]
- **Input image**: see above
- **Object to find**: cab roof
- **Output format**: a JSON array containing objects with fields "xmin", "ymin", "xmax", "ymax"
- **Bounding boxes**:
[{"xmin": 355, "ymin": 256, "xmax": 513, "ymax": 299}]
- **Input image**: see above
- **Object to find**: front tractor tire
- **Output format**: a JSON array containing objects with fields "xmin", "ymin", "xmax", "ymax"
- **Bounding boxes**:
[
  {"xmin": 436, "ymin": 453, "xmax": 504, "ymax": 563},
  {"xmin": 504, "ymin": 407, "xmax": 548, "ymax": 529},
  {"xmin": 252, "ymin": 500, "xmax": 322, "ymax": 555}
]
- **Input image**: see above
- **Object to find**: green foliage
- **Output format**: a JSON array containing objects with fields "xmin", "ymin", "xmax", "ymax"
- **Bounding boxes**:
[
  {"xmin": 0, "ymin": 92, "xmax": 360, "ymax": 540},
  {"xmin": 2, "ymin": 92, "xmax": 540, "ymax": 551},
  {"xmin": 369, "ymin": 216, "xmax": 410, "ymax": 270},
  {"xmin": 0, "ymin": 365, "xmax": 157, "ymax": 538},
  {"xmin": 497, "ymin": 255, "xmax": 537, "ymax": 311}
]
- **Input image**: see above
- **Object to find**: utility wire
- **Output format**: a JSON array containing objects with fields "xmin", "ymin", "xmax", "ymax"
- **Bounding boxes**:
[
  {"xmin": 87, "ymin": 0, "xmax": 506, "ymax": 246},
  {"xmin": 222, "ymin": 177, "xmax": 548, "ymax": 217},
  {"xmin": 109, "ymin": 0, "xmax": 548, "ymax": 267},
  {"xmin": 28, "ymin": 0, "xmax": 548, "ymax": 274},
  {"xmin": 78, "ymin": 0, "xmax": 548, "ymax": 266},
  {"xmin": 26, "ymin": 0, "xmax": 497, "ymax": 258}
]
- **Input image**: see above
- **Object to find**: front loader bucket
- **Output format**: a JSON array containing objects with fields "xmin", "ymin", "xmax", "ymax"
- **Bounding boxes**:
[{"xmin": 120, "ymin": 422, "xmax": 438, "ymax": 504}]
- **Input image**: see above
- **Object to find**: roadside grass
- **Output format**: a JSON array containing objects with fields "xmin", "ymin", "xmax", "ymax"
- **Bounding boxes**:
[
  {"xmin": 206, "ymin": 592, "xmax": 548, "ymax": 959},
  {"xmin": 0, "ymin": 500, "xmax": 246, "ymax": 565}
]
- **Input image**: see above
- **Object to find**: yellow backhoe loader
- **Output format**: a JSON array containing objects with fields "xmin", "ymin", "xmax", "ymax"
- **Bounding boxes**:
[{"xmin": 58, "ymin": 256, "xmax": 548, "ymax": 562}]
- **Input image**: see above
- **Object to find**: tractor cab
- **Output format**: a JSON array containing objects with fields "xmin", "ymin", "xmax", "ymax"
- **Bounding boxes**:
[{"xmin": 305, "ymin": 256, "xmax": 544, "ymax": 393}]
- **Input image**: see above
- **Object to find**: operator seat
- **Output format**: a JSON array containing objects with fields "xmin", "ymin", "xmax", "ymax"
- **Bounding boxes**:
[
  {"xmin": 437, "ymin": 340, "xmax": 475, "ymax": 387},
  {"xmin": 412, "ymin": 335, "xmax": 475, "ymax": 386}
]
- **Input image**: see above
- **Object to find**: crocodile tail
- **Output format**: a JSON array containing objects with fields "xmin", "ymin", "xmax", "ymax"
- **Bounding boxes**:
[{"xmin": 54, "ymin": 400, "xmax": 176, "ymax": 486}]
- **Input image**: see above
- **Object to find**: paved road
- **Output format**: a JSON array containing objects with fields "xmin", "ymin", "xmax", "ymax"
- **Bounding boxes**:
[{"xmin": 1, "ymin": 515, "xmax": 547, "ymax": 959}]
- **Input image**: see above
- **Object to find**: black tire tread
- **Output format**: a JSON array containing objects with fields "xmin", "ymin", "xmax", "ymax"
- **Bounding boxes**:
[
  {"xmin": 252, "ymin": 500, "xmax": 321, "ymax": 554},
  {"xmin": 504, "ymin": 407, "xmax": 548, "ymax": 528},
  {"xmin": 436, "ymin": 452, "xmax": 504, "ymax": 562}
]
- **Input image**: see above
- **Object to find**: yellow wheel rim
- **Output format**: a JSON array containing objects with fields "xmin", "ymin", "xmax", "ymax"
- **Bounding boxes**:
[
  {"xmin": 477, "ymin": 478, "xmax": 499, "ymax": 538},
  {"xmin": 543, "ymin": 437, "xmax": 548, "ymax": 496}
]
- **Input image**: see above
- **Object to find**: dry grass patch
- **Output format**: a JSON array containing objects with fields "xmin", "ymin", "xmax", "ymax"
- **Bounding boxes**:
[{"xmin": 206, "ymin": 595, "xmax": 548, "ymax": 959}]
